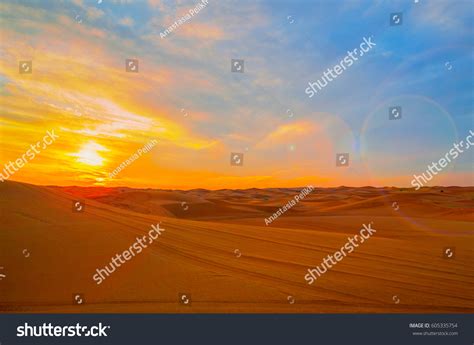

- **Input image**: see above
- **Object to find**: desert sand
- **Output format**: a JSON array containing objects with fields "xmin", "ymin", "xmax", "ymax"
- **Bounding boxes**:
[{"xmin": 0, "ymin": 180, "xmax": 473, "ymax": 313}]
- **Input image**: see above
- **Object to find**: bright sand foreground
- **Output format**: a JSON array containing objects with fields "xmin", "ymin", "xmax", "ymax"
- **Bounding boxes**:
[{"xmin": 0, "ymin": 180, "xmax": 473, "ymax": 313}]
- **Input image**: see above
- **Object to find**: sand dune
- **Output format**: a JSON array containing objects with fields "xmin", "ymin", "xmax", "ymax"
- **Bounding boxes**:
[{"xmin": 0, "ymin": 181, "xmax": 473, "ymax": 313}]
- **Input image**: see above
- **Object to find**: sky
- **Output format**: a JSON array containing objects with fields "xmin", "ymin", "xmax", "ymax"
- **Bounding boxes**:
[{"xmin": 0, "ymin": 0, "xmax": 473, "ymax": 189}]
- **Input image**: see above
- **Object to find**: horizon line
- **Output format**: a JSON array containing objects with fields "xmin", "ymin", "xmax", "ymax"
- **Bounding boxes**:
[{"xmin": 3, "ymin": 179, "xmax": 473, "ymax": 192}]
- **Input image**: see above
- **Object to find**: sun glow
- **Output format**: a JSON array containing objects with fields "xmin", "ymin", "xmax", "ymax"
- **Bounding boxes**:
[{"xmin": 72, "ymin": 141, "xmax": 108, "ymax": 167}]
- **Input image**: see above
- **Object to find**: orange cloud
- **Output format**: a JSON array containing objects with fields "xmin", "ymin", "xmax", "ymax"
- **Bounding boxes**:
[
  {"xmin": 179, "ymin": 22, "xmax": 225, "ymax": 40},
  {"xmin": 256, "ymin": 121, "xmax": 316, "ymax": 149}
]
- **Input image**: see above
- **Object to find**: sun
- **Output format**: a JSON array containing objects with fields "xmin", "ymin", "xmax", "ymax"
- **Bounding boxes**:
[{"xmin": 72, "ymin": 141, "xmax": 108, "ymax": 167}]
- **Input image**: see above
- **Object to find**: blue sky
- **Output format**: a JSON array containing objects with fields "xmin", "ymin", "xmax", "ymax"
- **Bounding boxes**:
[{"xmin": 0, "ymin": 0, "xmax": 472, "ymax": 188}]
